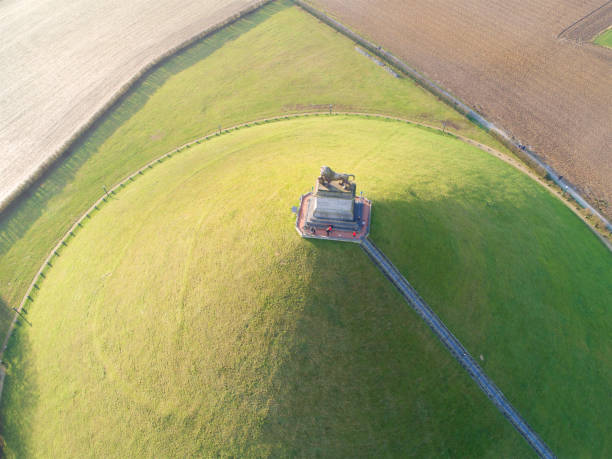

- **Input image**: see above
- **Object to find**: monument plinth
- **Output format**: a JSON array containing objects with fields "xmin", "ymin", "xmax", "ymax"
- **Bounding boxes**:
[
  {"xmin": 312, "ymin": 178, "xmax": 355, "ymax": 221},
  {"xmin": 295, "ymin": 166, "xmax": 371, "ymax": 242}
]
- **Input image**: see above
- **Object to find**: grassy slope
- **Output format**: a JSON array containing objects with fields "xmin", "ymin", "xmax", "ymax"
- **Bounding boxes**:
[
  {"xmin": 0, "ymin": 1, "xmax": 512, "ymax": 338},
  {"xmin": 0, "ymin": 118, "xmax": 533, "ymax": 457},
  {"xmin": 593, "ymin": 28, "xmax": 612, "ymax": 48},
  {"xmin": 362, "ymin": 125, "xmax": 612, "ymax": 455}
]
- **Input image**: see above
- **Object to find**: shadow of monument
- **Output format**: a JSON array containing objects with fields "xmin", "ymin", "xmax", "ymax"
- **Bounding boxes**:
[
  {"xmin": 250, "ymin": 234, "xmax": 513, "ymax": 456},
  {"xmin": 0, "ymin": 0, "xmax": 291, "ymax": 256},
  {"xmin": 252, "ymin": 190, "xmax": 612, "ymax": 455}
]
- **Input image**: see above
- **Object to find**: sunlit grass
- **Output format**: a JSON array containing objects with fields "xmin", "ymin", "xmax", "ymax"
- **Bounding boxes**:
[
  {"xmin": 0, "ymin": 1, "xmax": 510, "ymax": 336},
  {"xmin": 593, "ymin": 27, "xmax": 612, "ymax": 48},
  {"xmin": 2, "ymin": 117, "xmax": 610, "ymax": 456}
]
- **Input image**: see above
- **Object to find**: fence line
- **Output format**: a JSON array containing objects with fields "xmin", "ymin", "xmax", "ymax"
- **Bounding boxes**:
[
  {"xmin": 293, "ymin": 0, "xmax": 612, "ymax": 233},
  {"xmin": 1, "ymin": 111, "xmax": 609, "ymax": 402}
]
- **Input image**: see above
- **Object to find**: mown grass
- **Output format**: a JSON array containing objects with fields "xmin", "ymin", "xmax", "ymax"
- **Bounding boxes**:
[
  {"xmin": 0, "ymin": 0, "xmax": 512, "ymax": 339},
  {"xmin": 4, "ymin": 116, "xmax": 611, "ymax": 456},
  {"xmin": 0, "ymin": 117, "xmax": 539, "ymax": 457},
  {"xmin": 593, "ymin": 27, "xmax": 612, "ymax": 48}
]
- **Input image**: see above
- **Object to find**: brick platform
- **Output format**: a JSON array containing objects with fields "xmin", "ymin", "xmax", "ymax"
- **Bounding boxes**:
[{"xmin": 295, "ymin": 192, "xmax": 371, "ymax": 243}]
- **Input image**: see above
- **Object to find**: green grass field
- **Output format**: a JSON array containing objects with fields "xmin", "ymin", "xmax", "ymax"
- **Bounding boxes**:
[
  {"xmin": 593, "ymin": 28, "xmax": 612, "ymax": 48},
  {"xmin": 2, "ymin": 116, "xmax": 610, "ymax": 456},
  {"xmin": 0, "ymin": 1, "xmax": 511, "ymax": 341},
  {"xmin": 1, "ymin": 1, "xmax": 611, "ymax": 456},
  {"xmin": 0, "ymin": 117, "xmax": 534, "ymax": 457}
]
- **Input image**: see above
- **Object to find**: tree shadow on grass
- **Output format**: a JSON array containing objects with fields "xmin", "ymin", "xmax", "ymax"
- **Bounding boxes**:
[{"xmin": 0, "ymin": 0, "xmax": 292, "ymax": 255}]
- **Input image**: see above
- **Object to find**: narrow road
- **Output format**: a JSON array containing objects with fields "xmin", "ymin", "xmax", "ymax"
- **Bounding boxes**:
[{"xmin": 361, "ymin": 237, "xmax": 555, "ymax": 458}]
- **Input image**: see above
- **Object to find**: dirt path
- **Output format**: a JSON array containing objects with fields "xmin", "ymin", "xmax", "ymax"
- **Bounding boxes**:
[{"xmin": 558, "ymin": 1, "xmax": 612, "ymax": 41}]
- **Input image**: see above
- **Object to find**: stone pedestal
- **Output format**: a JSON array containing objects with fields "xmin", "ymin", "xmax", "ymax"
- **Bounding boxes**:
[{"xmin": 305, "ymin": 179, "xmax": 360, "ymax": 231}]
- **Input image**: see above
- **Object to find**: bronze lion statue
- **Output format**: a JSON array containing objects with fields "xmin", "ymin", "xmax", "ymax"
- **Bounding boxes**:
[{"xmin": 318, "ymin": 166, "xmax": 355, "ymax": 188}]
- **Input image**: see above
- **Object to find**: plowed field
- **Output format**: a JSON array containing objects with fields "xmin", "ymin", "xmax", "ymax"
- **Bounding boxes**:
[
  {"xmin": 0, "ymin": 0, "xmax": 257, "ymax": 211},
  {"xmin": 309, "ymin": 0, "xmax": 612, "ymax": 218}
]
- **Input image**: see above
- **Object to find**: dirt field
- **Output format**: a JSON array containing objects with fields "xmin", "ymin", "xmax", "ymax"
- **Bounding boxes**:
[
  {"xmin": 309, "ymin": 0, "xmax": 612, "ymax": 218},
  {"xmin": 559, "ymin": 2, "xmax": 612, "ymax": 42},
  {"xmin": 0, "ymin": 0, "xmax": 257, "ymax": 211}
]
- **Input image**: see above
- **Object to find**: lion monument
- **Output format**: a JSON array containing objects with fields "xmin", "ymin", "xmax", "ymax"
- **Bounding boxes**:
[{"xmin": 318, "ymin": 166, "xmax": 355, "ymax": 189}]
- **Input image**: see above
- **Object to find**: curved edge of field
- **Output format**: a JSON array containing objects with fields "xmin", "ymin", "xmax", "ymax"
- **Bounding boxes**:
[
  {"xmin": 593, "ymin": 27, "xmax": 612, "ymax": 48},
  {"xmin": 0, "ymin": 0, "xmax": 522, "ymax": 342},
  {"xmin": 300, "ymin": 0, "xmax": 612, "ymax": 231},
  {"xmin": 3, "ymin": 114, "xmax": 611, "ymax": 455}
]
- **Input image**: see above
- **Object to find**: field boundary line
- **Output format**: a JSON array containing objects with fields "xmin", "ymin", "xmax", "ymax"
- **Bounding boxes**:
[
  {"xmin": 1, "ymin": 111, "xmax": 609, "ymax": 401},
  {"xmin": 294, "ymin": 0, "xmax": 612, "ymax": 233},
  {"xmin": 360, "ymin": 237, "xmax": 555, "ymax": 458}
]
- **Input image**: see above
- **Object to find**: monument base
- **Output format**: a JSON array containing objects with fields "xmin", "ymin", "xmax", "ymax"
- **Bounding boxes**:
[
  {"xmin": 295, "ymin": 193, "xmax": 371, "ymax": 243},
  {"xmin": 305, "ymin": 197, "xmax": 361, "ymax": 231}
]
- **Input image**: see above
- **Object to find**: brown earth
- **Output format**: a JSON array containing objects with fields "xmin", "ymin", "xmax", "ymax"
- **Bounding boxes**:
[
  {"xmin": 308, "ymin": 0, "xmax": 612, "ymax": 219},
  {"xmin": 559, "ymin": 1, "xmax": 612, "ymax": 42},
  {"xmin": 0, "ymin": 0, "xmax": 258, "ymax": 211}
]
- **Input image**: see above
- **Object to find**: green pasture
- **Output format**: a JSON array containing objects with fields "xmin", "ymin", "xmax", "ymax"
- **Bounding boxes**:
[
  {"xmin": 1, "ymin": 117, "xmax": 531, "ymax": 457},
  {"xmin": 0, "ymin": 0, "xmax": 511, "ymax": 339},
  {"xmin": 1, "ymin": 0, "xmax": 610, "ymax": 456},
  {"xmin": 3, "ymin": 117, "xmax": 611, "ymax": 456},
  {"xmin": 593, "ymin": 28, "xmax": 612, "ymax": 48}
]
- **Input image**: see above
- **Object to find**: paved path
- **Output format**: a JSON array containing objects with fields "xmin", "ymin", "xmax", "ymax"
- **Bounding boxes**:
[{"xmin": 360, "ymin": 237, "xmax": 555, "ymax": 458}]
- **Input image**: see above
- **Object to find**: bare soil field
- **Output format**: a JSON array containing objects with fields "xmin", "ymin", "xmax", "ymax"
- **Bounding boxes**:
[
  {"xmin": 559, "ymin": 2, "xmax": 612, "ymax": 42},
  {"xmin": 309, "ymin": 0, "xmax": 612, "ymax": 219},
  {"xmin": 0, "ymin": 0, "xmax": 258, "ymax": 211}
]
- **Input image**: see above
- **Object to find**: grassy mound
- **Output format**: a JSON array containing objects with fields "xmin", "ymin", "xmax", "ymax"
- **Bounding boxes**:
[
  {"xmin": 0, "ymin": 0, "xmax": 512, "ymax": 339},
  {"xmin": 3, "ymin": 116, "xmax": 610, "ymax": 456},
  {"xmin": 0, "ymin": 117, "xmax": 538, "ymax": 457}
]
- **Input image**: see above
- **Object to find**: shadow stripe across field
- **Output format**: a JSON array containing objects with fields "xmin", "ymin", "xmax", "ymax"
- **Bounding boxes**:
[{"xmin": 360, "ymin": 238, "xmax": 555, "ymax": 458}]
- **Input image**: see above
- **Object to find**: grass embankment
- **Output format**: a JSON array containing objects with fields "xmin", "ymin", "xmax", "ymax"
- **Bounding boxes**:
[
  {"xmin": 1, "ymin": 118, "xmax": 532, "ymax": 457},
  {"xmin": 0, "ymin": 0, "xmax": 511, "ymax": 338},
  {"xmin": 593, "ymin": 27, "xmax": 612, "ymax": 48},
  {"xmin": 4, "ymin": 117, "xmax": 611, "ymax": 456}
]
